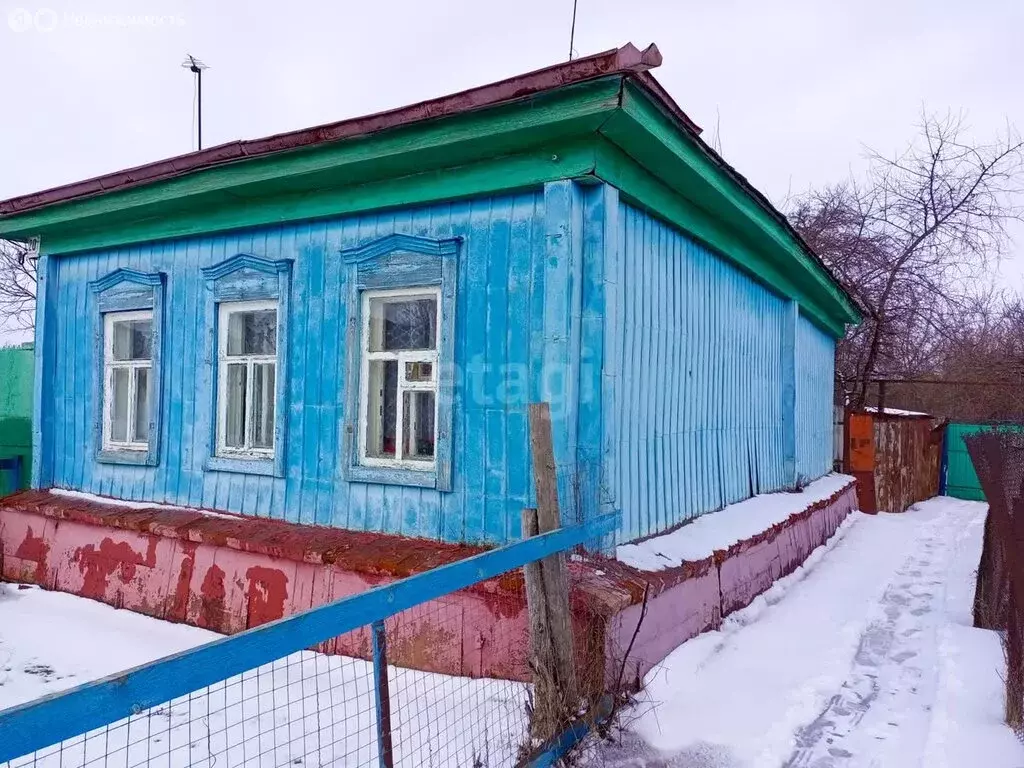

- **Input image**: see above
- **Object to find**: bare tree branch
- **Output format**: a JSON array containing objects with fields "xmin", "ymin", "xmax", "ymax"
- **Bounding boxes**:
[
  {"xmin": 790, "ymin": 110, "xmax": 1024, "ymax": 410},
  {"xmin": 0, "ymin": 239, "xmax": 37, "ymax": 334}
]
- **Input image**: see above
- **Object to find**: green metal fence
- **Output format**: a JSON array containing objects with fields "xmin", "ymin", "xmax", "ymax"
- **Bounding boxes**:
[
  {"xmin": 0, "ymin": 343, "xmax": 33, "ymax": 495},
  {"xmin": 944, "ymin": 422, "xmax": 1024, "ymax": 501}
]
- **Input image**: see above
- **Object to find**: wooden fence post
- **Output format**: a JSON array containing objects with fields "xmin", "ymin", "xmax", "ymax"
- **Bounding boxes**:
[{"xmin": 522, "ymin": 402, "xmax": 578, "ymax": 739}]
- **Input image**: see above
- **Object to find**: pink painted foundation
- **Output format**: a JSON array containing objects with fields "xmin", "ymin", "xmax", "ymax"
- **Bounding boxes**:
[{"xmin": 0, "ymin": 481, "xmax": 857, "ymax": 689}]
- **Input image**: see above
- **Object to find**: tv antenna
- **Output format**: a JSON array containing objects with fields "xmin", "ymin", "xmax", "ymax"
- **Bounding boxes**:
[
  {"xmin": 181, "ymin": 54, "xmax": 209, "ymax": 150},
  {"xmin": 568, "ymin": 0, "xmax": 579, "ymax": 60}
]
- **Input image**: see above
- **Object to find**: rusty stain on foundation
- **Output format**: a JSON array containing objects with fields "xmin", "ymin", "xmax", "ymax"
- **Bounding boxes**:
[
  {"xmin": 245, "ymin": 565, "xmax": 289, "ymax": 628},
  {"xmin": 199, "ymin": 564, "xmax": 227, "ymax": 631}
]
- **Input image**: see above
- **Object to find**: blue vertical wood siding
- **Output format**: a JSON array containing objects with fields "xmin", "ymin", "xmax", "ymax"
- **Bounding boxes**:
[
  {"xmin": 795, "ymin": 313, "xmax": 836, "ymax": 481},
  {"xmin": 604, "ymin": 202, "xmax": 794, "ymax": 542},
  {"xmin": 40, "ymin": 192, "xmax": 547, "ymax": 544},
  {"xmin": 36, "ymin": 182, "xmax": 839, "ymax": 545}
]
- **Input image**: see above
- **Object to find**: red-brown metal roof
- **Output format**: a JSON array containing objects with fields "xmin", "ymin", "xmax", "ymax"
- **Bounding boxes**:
[
  {"xmin": 0, "ymin": 43, "xmax": 860, "ymax": 320},
  {"xmin": 0, "ymin": 43, "xmax": 673, "ymax": 217}
]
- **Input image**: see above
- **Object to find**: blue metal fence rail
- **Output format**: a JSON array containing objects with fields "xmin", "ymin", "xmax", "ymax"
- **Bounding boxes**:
[{"xmin": 0, "ymin": 512, "xmax": 617, "ymax": 766}]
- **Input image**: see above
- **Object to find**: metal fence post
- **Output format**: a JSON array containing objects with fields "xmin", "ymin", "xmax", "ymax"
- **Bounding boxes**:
[{"xmin": 371, "ymin": 619, "xmax": 394, "ymax": 768}]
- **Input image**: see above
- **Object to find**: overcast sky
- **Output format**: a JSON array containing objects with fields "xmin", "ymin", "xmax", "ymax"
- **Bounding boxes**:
[{"xmin": 1, "ymin": 0, "xmax": 1021, "ymax": 300}]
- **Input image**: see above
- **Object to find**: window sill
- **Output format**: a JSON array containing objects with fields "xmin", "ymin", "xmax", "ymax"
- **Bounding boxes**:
[
  {"xmin": 206, "ymin": 455, "xmax": 282, "ymax": 478},
  {"xmin": 97, "ymin": 449, "xmax": 157, "ymax": 467},
  {"xmin": 345, "ymin": 463, "xmax": 438, "ymax": 489}
]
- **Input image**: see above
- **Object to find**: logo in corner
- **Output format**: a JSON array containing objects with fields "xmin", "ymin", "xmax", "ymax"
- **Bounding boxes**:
[{"xmin": 7, "ymin": 7, "xmax": 34, "ymax": 32}]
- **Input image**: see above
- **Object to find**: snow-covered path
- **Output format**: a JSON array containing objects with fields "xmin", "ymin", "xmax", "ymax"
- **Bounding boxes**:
[
  {"xmin": 592, "ymin": 498, "xmax": 1024, "ymax": 768},
  {"xmin": 784, "ymin": 502, "xmax": 968, "ymax": 766}
]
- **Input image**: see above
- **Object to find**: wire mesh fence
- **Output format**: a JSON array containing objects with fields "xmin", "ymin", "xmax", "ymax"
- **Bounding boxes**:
[
  {"xmin": 0, "ymin": 513, "xmax": 617, "ymax": 768},
  {"xmin": 964, "ymin": 428, "xmax": 1024, "ymax": 730},
  {"xmin": 375, "ymin": 595, "xmax": 532, "ymax": 766},
  {"xmin": 4, "ymin": 648, "xmax": 378, "ymax": 768},
  {"xmin": 0, "ymin": 598, "xmax": 534, "ymax": 768}
]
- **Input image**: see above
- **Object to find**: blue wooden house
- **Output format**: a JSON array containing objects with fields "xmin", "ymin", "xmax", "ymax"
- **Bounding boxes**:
[{"xmin": 0, "ymin": 44, "xmax": 859, "ymax": 546}]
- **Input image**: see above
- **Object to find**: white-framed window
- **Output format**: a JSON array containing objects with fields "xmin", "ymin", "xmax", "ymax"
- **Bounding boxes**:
[
  {"xmin": 359, "ymin": 287, "xmax": 441, "ymax": 470},
  {"xmin": 216, "ymin": 300, "xmax": 278, "ymax": 458},
  {"xmin": 102, "ymin": 310, "xmax": 154, "ymax": 451}
]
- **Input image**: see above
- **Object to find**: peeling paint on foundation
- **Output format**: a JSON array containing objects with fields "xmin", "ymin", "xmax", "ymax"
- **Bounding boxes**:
[
  {"xmin": 199, "ymin": 564, "xmax": 227, "ymax": 631},
  {"xmin": 0, "ymin": 483, "xmax": 857, "ymax": 683},
  {"xmin": 73, "ymin": 537, "xmax": 159, "ymax": 599},
  {"xmin": 168, "ymin": 541, "xmax": 197, "ymax": 622},
  {"xmin": 245, "ymin": 566, "xmax": 289, "ymax": 628},
  {"xmin": 15, "ymin": 526, "xmax": 49, "ymax": 583}
]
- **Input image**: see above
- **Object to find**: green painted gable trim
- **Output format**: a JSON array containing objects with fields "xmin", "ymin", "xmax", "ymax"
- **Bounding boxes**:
[
  {"xmin": 0, "ymin": 74, "xmax": 858, "ymax": 334},
  {"xmin": 0, "ymin": 79, "xmax": 621, "ymax": 242},
  {"xmin": 31, "ymin": 143, "xmax": 600, "ymax": 256},
  {"xmin": 605, "ymin": 82, "xmax": 858, "ymax": 329}
]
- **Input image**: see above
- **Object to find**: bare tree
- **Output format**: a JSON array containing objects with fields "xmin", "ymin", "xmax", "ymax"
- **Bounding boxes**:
[
  {"xmin": 791, "ymin": 111, "xmax": 1024, "ymax": 408},
  {"xmin": 0, "ymin": 238, "xmax": 36, "ymax": 336},
  {"xmin": 862, "ymin": 292, "xmax": 1024, "ymax": 421}
]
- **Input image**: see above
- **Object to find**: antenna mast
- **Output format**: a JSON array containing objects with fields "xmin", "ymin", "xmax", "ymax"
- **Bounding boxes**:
[
  {"xmin": 568, "ymin": 0, "xmax": 579, "ymax": 60},
  {"xmin": 181, "ymin": 54, "xmax": 209, "ymax": 151}
]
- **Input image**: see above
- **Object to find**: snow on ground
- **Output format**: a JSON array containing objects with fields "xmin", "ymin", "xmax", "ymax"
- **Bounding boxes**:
[
  {"xmin": 0, "ymin": 586, "xmax": 528, "ymax": 767},
  {"xmin": 4, "ymin": 496, "xmax": 1019, "ymax": 768},
  {"xmin": 617, "ymin": 474, "xmax": 855, "ymax": 571},
  {"xmin": 0, "ymin": 585, "xmax": 211, "ymax": 709},
  {"xmin": 591, "ymin": 497, "xmax": 1024, "ymax": 767}
]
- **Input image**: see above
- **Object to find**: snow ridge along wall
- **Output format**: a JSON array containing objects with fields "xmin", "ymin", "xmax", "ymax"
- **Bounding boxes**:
[
  {"xmin": 0, "ymin": 479, "xmax": 857, "ymax": 688},
  {"xmin": 604, "ymin": 477, "xmax": 858, "ymax": 681}
]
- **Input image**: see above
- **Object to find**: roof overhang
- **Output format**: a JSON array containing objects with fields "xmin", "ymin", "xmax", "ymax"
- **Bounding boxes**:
[{"xmin": 0, "ymin": 44, "xmax": 860, "ymax": 335}]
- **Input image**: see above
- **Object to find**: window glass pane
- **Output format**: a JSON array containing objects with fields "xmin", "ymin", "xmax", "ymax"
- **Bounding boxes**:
[
  {"xmin": 365, "ymin": 360, "xmax": 398, "ymax": 459},
  {"xmin": 402, "ymin": 390, "xmax": 436, "ymax": 461},
  {"xmin": 109, "ymin": 368, "xmax": 130, "ymax": 443},
  {"xmin": 368, "ymin": 296, "xmax": 437, "ymax": 352},
  {"xmin": 252, "ymin": 363, "xmax": 276, "ymax": 450},
  {"xmin": 133, "ymin": 368, "xmax": 149, "ymax": 443},
  {"xmin": 405, "ymin": 361, "xmax": 433, "ymax": 383},
  {"xmin": 224, "ymin": 363, "xmax": 248, "ymax": 449},
  {"xmin": 112, "ymin": 319, "xmax": 152, "ymax": 361},
  {"xmin": 227, "ymin": 309, "xmax": 277, "ymax": 356}
]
